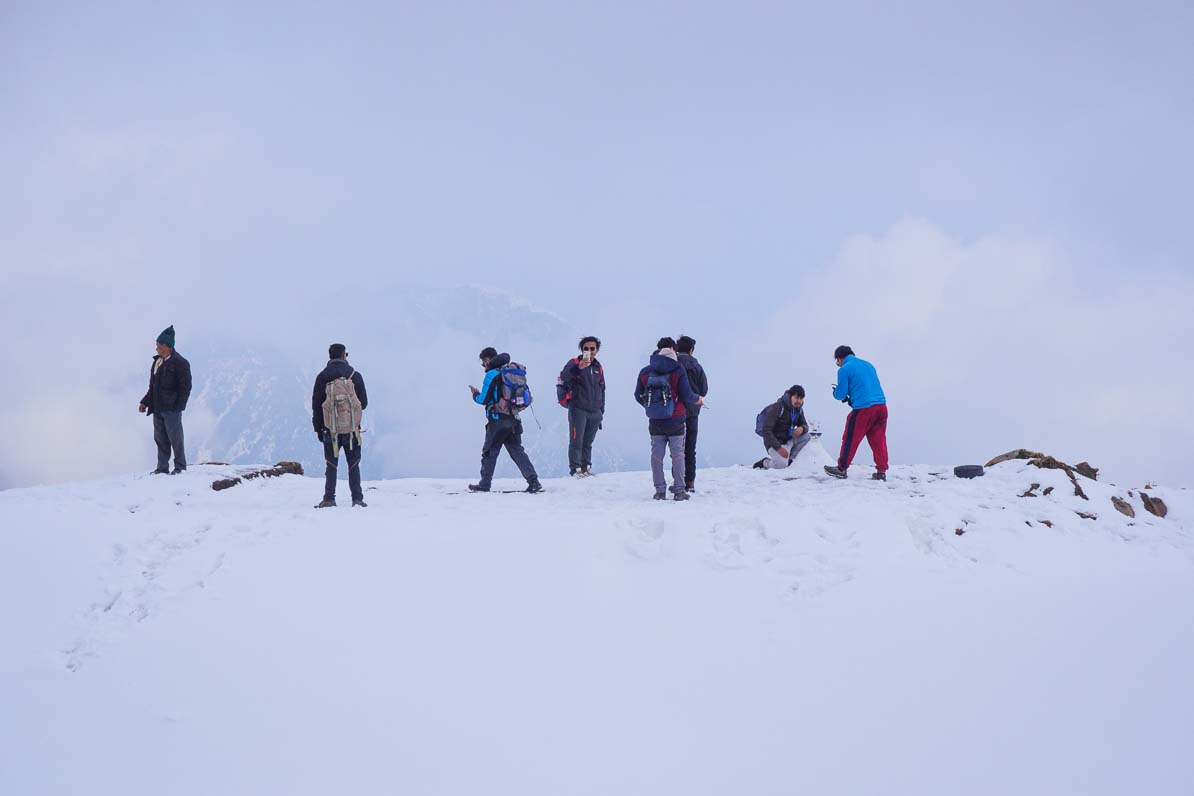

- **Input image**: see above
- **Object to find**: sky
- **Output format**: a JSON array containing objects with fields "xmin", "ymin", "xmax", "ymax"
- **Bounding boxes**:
[{"xmin": 2, "ymin": 1, "xmax": 1192, "ymax": 488}]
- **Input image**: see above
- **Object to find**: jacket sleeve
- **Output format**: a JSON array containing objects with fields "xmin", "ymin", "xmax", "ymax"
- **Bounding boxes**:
[
  {"xmin": 177, "ymin": 359, "xmax": 193, "ymax": 410},
  {"xmin": 141, "ymin": 362, "xmax": 154, "ymax": 407},
  {"xmin": 693, "ymin": 363, "xmax": 708, "ymax": 397},
  {"xmin": 312, "ymin": 374, "xmax": 326, "ymax": 431},
  {"xmin": 353, "ymin": 372, "xmax": 368, "ymax": 412},
  {"xmin": 475, "ymin": 370, "xmax": 498, "ymax": 406},
  {"xmin": 761, "ymin": 401, "xmax": 784, "ymax": 451},
  {"xmin": 676, "ymin": 369, "xmax": 699, "ymax": 405},
  {"xmin": 833, "ymin": 363, "xmax": 853, "ymax": 403},
  {"xmin": 633, "ymin": 371, "xmax": 646, "ymax": 406},
  {"xmin": 600, "ymin": 369, "xmax": 606, "ymax": 413}
]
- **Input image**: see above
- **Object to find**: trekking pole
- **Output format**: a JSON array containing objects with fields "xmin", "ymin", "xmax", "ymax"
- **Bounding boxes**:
[{"xmin": 529, "ymin": 405, "xmax": 543, "ymax": 430}]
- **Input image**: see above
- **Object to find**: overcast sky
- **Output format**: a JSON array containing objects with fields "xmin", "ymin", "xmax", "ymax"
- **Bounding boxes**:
[{"xmin": 2, "ymin": 1, "xmax": 1192, "ymax": 488}]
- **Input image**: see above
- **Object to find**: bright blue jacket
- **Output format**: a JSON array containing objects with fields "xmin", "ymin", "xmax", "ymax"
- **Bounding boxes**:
[
  {"xmin": 474, "ymin": 353, "xmax": 510, "ymax": 421},
  {"xmin": 833, "ymin": 355, "xmax": 886, "ymax": 409}
]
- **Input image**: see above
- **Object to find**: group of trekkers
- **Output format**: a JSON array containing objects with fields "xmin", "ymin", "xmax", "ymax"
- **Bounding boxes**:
[{"xmin": 136, "ymin": 326, "xmax": 888, "ymax": 506}]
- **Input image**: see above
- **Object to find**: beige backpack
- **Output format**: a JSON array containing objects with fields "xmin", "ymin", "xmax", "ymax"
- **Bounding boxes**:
[{"xmin": 322, "ymin": 370, "xmax": 363, "ymax": 456}]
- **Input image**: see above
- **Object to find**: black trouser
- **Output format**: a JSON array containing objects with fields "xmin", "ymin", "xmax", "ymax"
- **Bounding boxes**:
[
  {"xmin": 153, "ymin": 410, "xmax": 186, "ymax": 471},
  {"xmin": 323, "ymin": 433, "xmax": 363, "ymax": 502},
  {"xmin": 684, "ymin": 412, "xmax": 699, "ymax": 488},
  {"xmin": 567, "ymin": 406, "xmax": 602, "ymax": 473},
  {"xmin": 479, "ymin": 415, "xmax": 539, "ymax": 488}
]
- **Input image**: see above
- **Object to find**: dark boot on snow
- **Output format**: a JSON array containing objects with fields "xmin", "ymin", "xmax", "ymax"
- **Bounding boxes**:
[
  {"xmin": 525, "ymin": 482, "xmax": 544, "ymax": 494},
  {"xmin": 315, "ymin": 499, "xmax": 337, "ymax": 508},
  {"xmin": 673, "ymin": 491, "xmax": 690, "ymax": 501},
  {"xmin": 824, "ymin": 465, "xmax": 847, "ymax": 479},
  {"xmin": 352, "ymin": 499, "xmax": 368, "ymax": 507},
  {"xmin": 653, "ymin": 491, "xmax": 667, "ymax": 500},
  {"xmin": 468, "ymin": 484, "xmax": 490, "ymax": 492},
  {"xmin": 871, "ymin": 472, "xmax": 887, "ymax": 481},
  {"xmin": 752, "ymin": 458, "xmax": 767, "ymax": 469}
]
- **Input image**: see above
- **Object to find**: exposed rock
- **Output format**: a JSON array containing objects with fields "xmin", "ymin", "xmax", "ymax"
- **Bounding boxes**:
[
  {"xmin": 1075, "ymin": 511, "xmax": 1098, "ymax": 520},
  {"xmin": 212, "ymin": 461, "xmax": 305, "ymax": 492},
  {"xmin": 985, "ymin": 449, "xmax": 1095, "ymax": 500},
  {"xmin": 1039, "ymin": 520, "xmax": 1054, "ymax": 528},
  {"xmin": 1111, "ymin": 497, "xmax": 1135, "ymax": 518},
  {"xmin": 1140, "ymin": 492, "xmax": 1168, "ymax": 519},
  {"xmin": 1019, "ymin": 483, "xmax": 1041, "ymax": 498},
  {"xmin": 1043, "ymin": 486, "xmax": 1054, "ymax": 496}
]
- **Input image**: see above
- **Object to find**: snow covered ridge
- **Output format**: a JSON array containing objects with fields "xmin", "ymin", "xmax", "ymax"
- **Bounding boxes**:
[{"xmin": 2, "ymin": 441, "xmax": 1191, "ymax": 794}]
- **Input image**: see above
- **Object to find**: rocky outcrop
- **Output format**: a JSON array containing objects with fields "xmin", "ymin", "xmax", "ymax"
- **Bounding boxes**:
[
  {"xmin": 1111, "ymin": 497, "xmax": 1135, "ymax": 518},
  {"xmin": 212, "ymin": 461, "xmax": 305, "ymax": 492},
  {"xmin": 1140, "ymin": 492, "xmax": 1169, "ymax": 519},
  {"xmin": 985, "ymin": 449, "xmax": 1096, "ymax": 500}
]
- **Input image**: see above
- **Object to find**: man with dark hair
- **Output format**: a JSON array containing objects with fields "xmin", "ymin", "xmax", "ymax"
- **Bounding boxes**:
[
  {"xmin": 825, "ymin": 346, "xmax": 888, "ymax": 480},
  {"xmin": 753, "ymin": 385, "xmax": 811, "ymax": 470},
  {"xmin": 557, "ymin": 336, "xmax": 606, "ymax": 477},
  {"xmin": 469, "ymin": 347, "xmax": 543, "ymax": 493},
  {"xmin": 312, "ymin": 343, "xmax": 369, "ymax": 507},
  {"xmin": 634, "ymin": 337, "xmax": 702, "ymax": 500},
  {"xmin": 138, "ymin": 325, "xmax": 192, "ymax": 475},
  {"xmin": 674, "ymin": 335, "xmax": 707, "ymax": 491}
]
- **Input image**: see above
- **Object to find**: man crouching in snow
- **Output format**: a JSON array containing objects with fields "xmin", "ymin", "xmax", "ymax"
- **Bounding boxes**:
[{"xmin": 753, "ymin": 385, "xmax": 811, "ymax": 470}]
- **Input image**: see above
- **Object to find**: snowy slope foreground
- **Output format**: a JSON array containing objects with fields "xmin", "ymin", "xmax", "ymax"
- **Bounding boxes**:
[{"xmin": 2, "ymin": 443, "xmax": 1192, "ymax": 795}]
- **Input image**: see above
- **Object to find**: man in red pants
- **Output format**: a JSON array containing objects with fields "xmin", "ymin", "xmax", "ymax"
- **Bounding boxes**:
[{"xmin": 824, "ymin": 345, "xmax": 889, "ymax": 481}]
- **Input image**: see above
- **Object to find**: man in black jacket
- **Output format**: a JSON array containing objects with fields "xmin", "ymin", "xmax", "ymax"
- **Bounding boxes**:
[
  {"xmin": 312, "ymin": 343, "xmax": 369, "ymax": 508},
  {"xmin": 138, "ymin": 325, "xmax": 192, "ymax": 474},
  {"xmin": 753, "ymin": 385, "xmax": 811, "ymax": 470},
  {"xmin": 675, "ymin": 335, "xmax": 708, "ymax": 491},
  {"xmin": 558, "ymin": 335, "xmax": 606, "ymax": 476}
]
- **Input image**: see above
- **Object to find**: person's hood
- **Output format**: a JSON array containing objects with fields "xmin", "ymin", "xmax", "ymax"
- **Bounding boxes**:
[
  {"xmin": 325, "ymin": 358, "xmax": 354, "ymax": 376},
  {"xmin": 486, "ymin": 352, "xmax": 512, "ymax": 371},
  {"xmin": 677, "ymin": 352, "xmax": 699, "ymax": 365},
  {"xmin": 649, "ymin": 352, "xmax": 681, "ymax": 373}
]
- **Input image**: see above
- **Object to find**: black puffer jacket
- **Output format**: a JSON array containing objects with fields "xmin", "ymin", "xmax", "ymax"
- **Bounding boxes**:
[
  {"xmin": 312, "ymin": 359, "xmax": 368, "ymax": 432},
  {"xmin": 677, "ymin": 353, "xmax": 708, "ymax": 415},
  {"xmin": 140, "ymin": 352, "xmax": 192, "ymax": 414},
  {"xmin": 760, "ymin": 391, "xmax": 808, "ymax": 451},
  {"xmin": 558, "ymin": 357, "xmax": 606, "ymax": 413}
]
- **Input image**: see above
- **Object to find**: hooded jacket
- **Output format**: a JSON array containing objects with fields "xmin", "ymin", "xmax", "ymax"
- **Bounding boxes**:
[
  {"xmin": 634, "ymin": 352, "xmax": 699, "ymax": 436},
  {"xmin": 559, "ymin": 356, "xmax": 606, "ymax": 413},
  {"xmin": 760, "ymin": 391, "xmax": 809, "ymax": 451},
  {"xmin": 475, "ymin": 353, "xmax": 512, "ymax": 422},
  {"xmin": 832, "ymin": 355, "xmax": 886, "ymax": 409},
  {"xmin": 312, "ymin": 359, "xmax": 368, "ymax": 433},
  {"xmin": 676, "ymin": 352, "xmax": 707, "ymax": 415}
]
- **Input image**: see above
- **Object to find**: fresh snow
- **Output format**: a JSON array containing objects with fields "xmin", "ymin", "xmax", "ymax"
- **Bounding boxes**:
[{"xmin": 2, "ymin": 441, "xmax": 1192, "ymax": 795}]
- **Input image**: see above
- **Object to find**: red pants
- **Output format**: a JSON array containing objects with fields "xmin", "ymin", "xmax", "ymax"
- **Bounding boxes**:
[{"xmin": 838, "ymin": 404, "xmax": 889, "ymax": 472}]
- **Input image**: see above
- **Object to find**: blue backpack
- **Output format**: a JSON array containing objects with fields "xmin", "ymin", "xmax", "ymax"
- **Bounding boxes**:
[
  {"xmin": 643, "ymin": 372, "xmax": 675, "ymax": 420},
  {"xmin": 754, "ymin": 406, "xmax": 770, "ymax": 437},
  {"xmin": 495, "ymin": 362, "xmax": 533, "ymax": 415}
]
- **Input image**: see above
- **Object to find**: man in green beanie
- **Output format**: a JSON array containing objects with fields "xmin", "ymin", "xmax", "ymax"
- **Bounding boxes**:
[{"xmin": 138, "ymin": 325, "xmax": 193, "ymax": 474}]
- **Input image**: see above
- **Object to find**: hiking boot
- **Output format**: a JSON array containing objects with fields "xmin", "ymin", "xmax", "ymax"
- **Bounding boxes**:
[
  {"xmin": 673, "ymin": 491, "xmax": 690, "ymax": 501},
  {"xmin": 871, "ymin": 472, "xmax": 887, "ymax": 481},
  {"xmin": 525, "ymin": 482, "xmax": 544, "ymax": 494},
  {"xmin": 685, "ymin": 485, "xmax": 695, "ymax": 493},
  {"xmin": 152, "ymin": 469, "xmax": 169, "ymax": 475},
  {"xmin": 352, "ymin": 499, "xmax": 368, "ymax": 507},
  {"xmin": 752, "ymin": 458, "xmax": 767, "ymax": 469},
  {"xmin": 468, "ymin": 484, "xmax": 490, "ymax": 492},
  {"xmin": 171, "ymin": 468, "xmax": 186, "ymax": 475},
  {"xmin": 653, "ymin": 491, "xmax": 667, "ymax": 500},
  {"xmin": 314, "ymin": 499, "xmax": 337, "ymax": 508},
  {"xmin": 824, "ymin": 465, "xmax": 847, "ymax": 479}
]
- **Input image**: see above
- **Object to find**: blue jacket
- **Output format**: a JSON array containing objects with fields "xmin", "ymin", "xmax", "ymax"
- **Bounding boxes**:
[
  {"xmin": 474, "ymin": 353, "xmax": 510, "ymax": 421},
  {"xmin": 833, "ymin": 355, "xmax": 886, "ymax": 409},
  {"xmin": 634, "ymin": 353, "xmax": 699, "ymax": 436}
]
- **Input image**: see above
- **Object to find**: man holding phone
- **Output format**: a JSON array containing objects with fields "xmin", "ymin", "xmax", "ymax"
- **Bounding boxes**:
[{"xmin": 557, "ymin": 336, "xmax": 606, "ymax": 477}]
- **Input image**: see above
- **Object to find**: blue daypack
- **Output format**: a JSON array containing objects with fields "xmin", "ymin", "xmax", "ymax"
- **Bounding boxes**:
[
  {"xmin": 643, "ymin": 372, "xmax": 675, "ymax": 420},
  {"xmin": 754, "ymin": 406, "xmax": 770, "ymax": 437},
  {"xmin": 495, "ymin": 362, "xmax": 533, "ymax": 415}
]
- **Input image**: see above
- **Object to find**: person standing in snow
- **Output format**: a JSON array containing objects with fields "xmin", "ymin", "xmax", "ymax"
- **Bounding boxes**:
[
  {"xmin": 557, "ymin": 336, "xmax": 606, "ymax": 477},
  {"xmin": 312, "ymin": 343, "xmax": 369, "ymax": 508},
  {"xmin": 634, "ymin": 337, "xmax": 703, "ymax": 501},
  {"xmin": 138, "ymin": 325, "xmax": 192, "ymax": 475},
  {"xmin": 675, "ymin": 335, "xmax": 708, "ymax": 492},
  {"xmin": 469, "ymin": 347, "xmax": 543, "ymax": 493},
  {"xmin": 824, "ymin": 345, "xmax": 889, "ymax": 480},
  {"xmin": 752, "ymin": 386, "xmax": 811, "ymax": 470}
]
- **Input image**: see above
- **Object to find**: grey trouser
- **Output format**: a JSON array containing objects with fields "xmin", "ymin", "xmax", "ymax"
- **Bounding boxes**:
[
  {"xmin": 153, "ymin": 410, "xmax": 186, "ymax": 471},
  {"xmin": 479, "ymin": 416, "xmax": 539, "ymax": 488},
  {"xmin": 650, "ymin": 432, "xmax": 686, "ymax": 493},
  {"xmin": 761, "ymin": 431, "xmax": 812, "ymax": 469},
  {"xmin": 568, "ymin": 407, "xmax": 602, "ymax": 473}
]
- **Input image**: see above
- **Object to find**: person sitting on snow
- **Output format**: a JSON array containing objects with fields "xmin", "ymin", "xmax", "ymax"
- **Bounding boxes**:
[{"xmin": 752, "ymin": 385, "xmax": 811, "ymax": 470}]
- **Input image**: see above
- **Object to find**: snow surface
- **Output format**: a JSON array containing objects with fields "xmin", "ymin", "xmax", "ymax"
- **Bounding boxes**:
[{"xmin": 2, "ymin": 441, "xmax": 1192, "ymax": 795}]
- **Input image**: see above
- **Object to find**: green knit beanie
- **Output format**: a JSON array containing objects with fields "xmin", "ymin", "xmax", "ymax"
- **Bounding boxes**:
[{"xmin": 156, "ymin": 325, "xmax": 175, "ymax": 348}]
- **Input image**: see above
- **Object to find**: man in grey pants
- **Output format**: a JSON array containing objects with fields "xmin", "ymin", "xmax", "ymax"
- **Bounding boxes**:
[
  {"xmin": 634, "ymin": 337, "xmax": 702, "ymax": 501},
  {"xmin": 138, "ymin": 325, "xmax": 193, "ymax": 474},
  {"xmin": 558, "ymin": 336, "xmax": 606, "ymax": 476}
]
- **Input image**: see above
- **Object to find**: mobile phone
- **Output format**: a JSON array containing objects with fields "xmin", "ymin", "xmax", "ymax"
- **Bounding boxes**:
[{"xmin": 583, "ymin": 351, "xmax": 592, "ymax": 361}]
